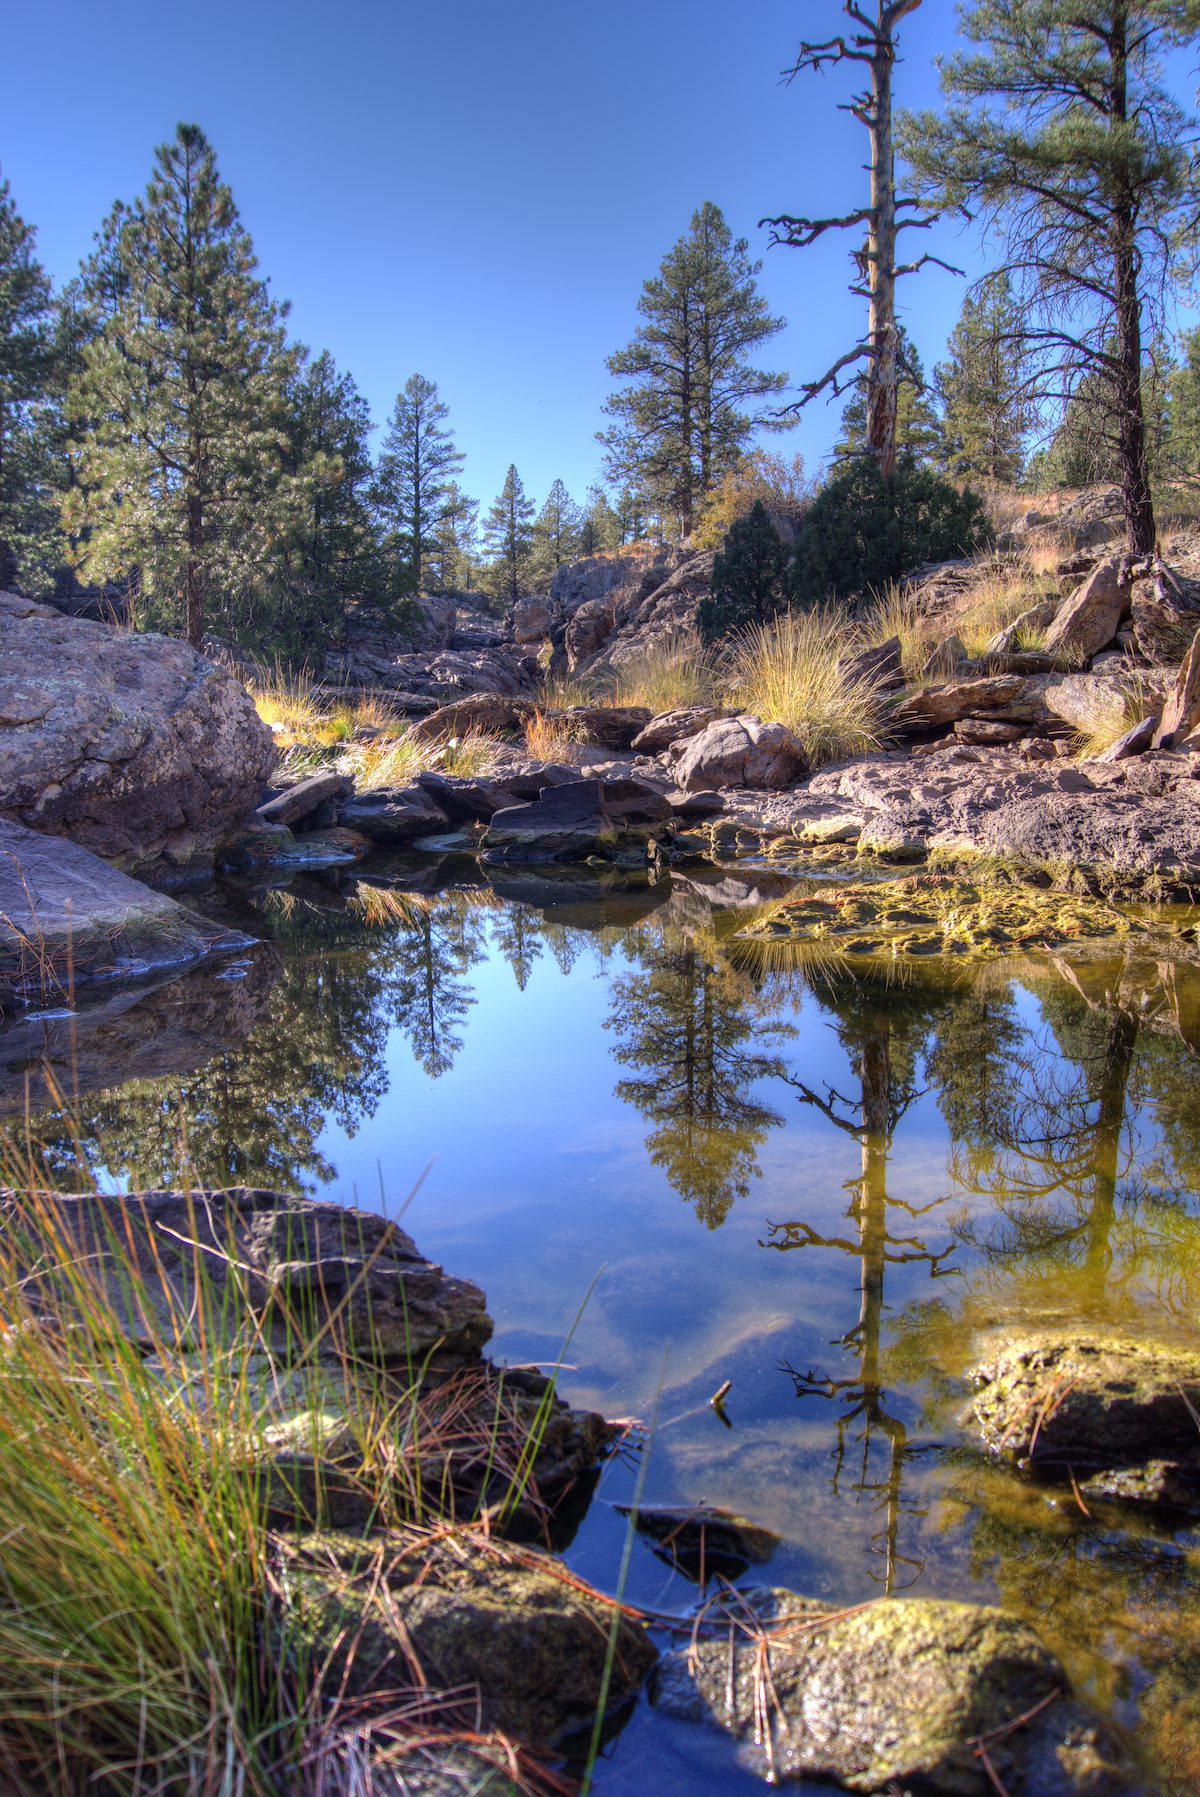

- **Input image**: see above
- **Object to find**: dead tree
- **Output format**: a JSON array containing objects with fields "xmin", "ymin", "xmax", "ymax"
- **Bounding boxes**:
[{"xmin": 763, "ymin": 0, "xmax": 953, "ymax": 478}]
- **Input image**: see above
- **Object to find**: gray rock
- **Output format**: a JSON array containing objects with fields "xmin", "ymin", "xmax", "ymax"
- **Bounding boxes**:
[
  {"xmin": 257, "ymin": 771, "xmax": 351, "ymax": 829},
  {"xmin": 653, "ymin": 1585, "xmax": 1135, "ymax": 1794},
  {"xmin": 414, "ymin": 772, "xmax": 514, "ymax": 821},
  {"xmin": 955, "ymin": 719, "xmax": 1026, "ymax": 745},
  {"xmin": 1152, "ymin": 625, "xmax": 1200, "ymax": 748},
  {"xmin": 1043, "ymin": 556, "xmax": 1132, "ymax": 662},
  {"xmin": 512, "ymin": 596, "xmax": 553, "ymax": 642},
  {"xmin": 409, "ymin": 693, "xmax": 535, "ymax": 741},
  {"xmin": 0, "ymin": 817, "xmax": 254, "ymax": 1005},
  {"xmin": 674, "ymin": 715, "xmax": 808, "ymax": 791},
  {"xmin": 632, "ymin": 705, "xmax": 723, "ymax": 752},
  {"xmin": 482, "ymin": 777, "xmax": 671, "ymax": 861},
  {"xmin": 844, "ymin": 635, "xmax": 906, "ymax": 688},
  {"xmin": 563, "ymin": 596, "xmax": 616, "ymax": 668},
  {"xmin": 892, "ymin": 676, "xmax": 1031, "ymax": 730},
  {"xmin": 559, "ymin": 703, "xmax": 652, "ymax": 749},
  {"xmin": 403, "ymin": 593, "xmax": 457, "ymax": 651},
  {"xmin": 985, "ymin": 598, "xmax": 1062, "ymax": 657},
  {"xmin": 1093, "ymin": 715, "xmax": 1159, "ymax": 762},
  {"xmin": 1130, "ymin": 567, "xmax": 1200, "ymax": 663},
  {"xmin": 339, "ymin": 788, "xmax": 450, "ymax": 844},
  {"xmin": 0, "ymin": 591, "xmax": 275, "ymax": 877}
]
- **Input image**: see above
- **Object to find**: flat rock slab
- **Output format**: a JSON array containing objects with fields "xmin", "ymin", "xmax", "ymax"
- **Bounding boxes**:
[
  {"xmin": 653, "ymin": 1587, "xmax": 1136, "ymax": 1793},
  {"xmin": 482, "ymin": 777, "xmax": 671, "ymax": 862},
  {"xmin": 0, "ymin": 590, "xmax": 275, "ymax": 876},
  {"xmin": 0, "ymin": 817, "xmax": 253, "ymax": 1004}
]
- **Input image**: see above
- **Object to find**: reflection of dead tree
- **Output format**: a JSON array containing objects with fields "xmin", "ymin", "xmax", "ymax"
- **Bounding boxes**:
[{"xmin": 765, "ymin": 1011, "xmax": 954, "ymax": 1593}]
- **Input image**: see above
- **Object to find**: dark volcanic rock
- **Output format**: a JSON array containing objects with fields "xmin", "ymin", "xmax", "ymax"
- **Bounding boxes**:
[
  {"xmin": 257, "ymin": 772, "xmax": 352, "ymax": 829},
  {"xmin": 339, "ymin": 788, "xmax": 451, "ymax": 843},
  {"xmin": 0, "ymin": 591, "xmax": 275, "ymax": 877},
  {"xmin": 414, "ymin": 772, "xmax": 514, "ymax": 822},
  {"xmin": 560, "ymin": 703, "xmax": 653, "ymax": 750},
  {"xmin": 409, "ymin": 693, "xmax": 536, "ymax": 741},
  {"xmin": 482, "ymin": 777, "xmax": 671, "ymax": 861}
]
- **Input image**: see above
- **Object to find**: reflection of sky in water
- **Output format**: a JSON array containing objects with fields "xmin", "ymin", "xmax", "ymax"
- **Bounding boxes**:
[{"xmin": 17, "ymin": 877, "xmax": 1200, "ymax": 1794}]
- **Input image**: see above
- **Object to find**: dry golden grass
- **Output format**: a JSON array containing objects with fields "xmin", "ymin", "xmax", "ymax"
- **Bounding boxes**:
[
  {"xmin": 344, "ymin": 725, "xmax": 504, "ymax": 790},
  {"xmin": 1074, "ymin": 674, "xmax": 1161, "ymax": 759},
  {"xmin": 954, "ymin": 552, "xmax": 1056, "ymax": 658},
  {"xmin": 250, "ymin": 661, "xmax": 326, "ymax": 740},
  {"xmin": 612, "ymin": 630, "xmax": 717, "ymax": 713},
  {"xmin": 523, "ymin": 708, "xmax": 582, "ymax": 763},
  {"xmin": 860, "ymin": 582, "xmax": 941, "ymax": 683},
  {"xmin": 722, "ymin": 608, "xmax": 890, "ymax": 768}
]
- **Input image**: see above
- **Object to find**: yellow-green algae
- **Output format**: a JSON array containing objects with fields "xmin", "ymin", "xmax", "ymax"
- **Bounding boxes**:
[{"xmin": 738, "ymin": 872, "xmax": 1141, "ymax": 962}]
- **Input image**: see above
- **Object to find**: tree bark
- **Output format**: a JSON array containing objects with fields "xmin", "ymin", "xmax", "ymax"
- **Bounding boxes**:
[
  {"xmin": 866, "ymin": 15, "xmax": 901, "ymax": 479},
  {"xmin": 1110, "ymin": 6, "xmax": 1157, "ymax": 555}
]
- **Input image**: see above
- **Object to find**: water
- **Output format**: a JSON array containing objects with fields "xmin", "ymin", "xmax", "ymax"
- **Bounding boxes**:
[{"xmin": 8, "ymin": 853, "xmax": 1200, "ymax": 1793}]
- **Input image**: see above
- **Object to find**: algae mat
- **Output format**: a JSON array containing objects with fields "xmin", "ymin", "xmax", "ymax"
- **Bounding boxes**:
[{"xmin": 736, "ymin": 873, "xmax": 1139, "ymax": 962}]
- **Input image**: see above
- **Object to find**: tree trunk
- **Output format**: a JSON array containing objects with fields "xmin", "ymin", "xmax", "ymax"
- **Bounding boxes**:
[
  {"xmin": 1110, "ymin": 6, "xmax": 1157, "ymax": 556},
  {"xmin": 866, "ymin": 16, "xmax": 900, "ymax": 480},
  {"xmin": 0, "ymin": 408, "xmax": 15, "ymax": 593}
]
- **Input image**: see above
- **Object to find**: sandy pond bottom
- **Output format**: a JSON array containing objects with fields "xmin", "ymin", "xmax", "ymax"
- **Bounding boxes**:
[{"xmin": 11, "ymin": 853, "xmax": 1200, "ymax": 1794}]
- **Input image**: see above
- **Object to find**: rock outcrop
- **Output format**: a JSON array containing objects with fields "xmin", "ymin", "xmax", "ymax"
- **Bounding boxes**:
[
  {"xmin": 0, "ymin": 592, "xmax": 275, "ymax": 877},
  {"xmin": 0, "ymin": 817, "xmax": 254, "ymax": 1006},
  {"xmin": 673, "ymin": 715, "xmax": 808, "ymax": 791},
  {"xmin": 548, "ymin": 545, "xmax": 715, "ymax": 677}
]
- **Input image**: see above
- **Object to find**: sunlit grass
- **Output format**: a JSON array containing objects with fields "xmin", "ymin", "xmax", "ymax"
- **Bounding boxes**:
[
  {"xmin": 524, "ymin": 708, "xmax": 582, "ymax": 763},
  {"xmin": 954, "ymin": 552, "xmax": 1057, "ymax": 659},
  {"xmin": 344, "ymin": 724, "xmax": 504, "ymax": 790},
  {"xmin": 250, "ymin": 659, "xmax": 327, "ymax": 740},
  {"xmin": 612, "ymin": 630, "xmax": 716, "ymax": 714},
  {"xmin": 860, "ymin": 581, "xmax": 940, "ymax": 684},
  {"xmin": 1074, "ymin": 673, "xmax": 1160, "ymax": 759},
  {"xmin": 722, "ymin": 607, "xmax": 890, "ymax": 769}
]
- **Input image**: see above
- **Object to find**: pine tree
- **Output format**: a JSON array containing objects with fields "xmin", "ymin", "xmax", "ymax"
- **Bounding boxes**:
[
  {"xmin": 428, "ymin": 482, "xmax": 481, "ymax": 592},
  {"xmin": 374, "ymin": 373, "xmax": 464, "ymax": 598},
  {"xmin": 698, "ymin": 501, "xmax": 790, "ymax": 641},
  {"xmin": 65, "ymin": 123, "xmax": 304, "ymax": 646},
  {"xmin": 1167, "ymin": 329, "xmax": 1200, "ymax": 481},
  {"xmin": 1028, "ymin": 342, "xmax": 1173, "ymax": 488},
  {"xmin": 934, "ymin": 275, "xmax": 1031, "ymax": 485},
  {"xmin": 834, "ymin": 324, "xmax": 942, "ymax": 465},
  {"xmin": 901, "ymin": 0, "xmax": 1198, "ymax": 555},
  {"xmin": 284, "ymin": 349, "xmax": 381, "ymax": 618},
  {"xmin": 529, "ymin": 477, "xmax": 580, "ymax": 587},
  {"xmin": 0, "ymin": 168, "xmax": 56, "ymax": 594},
  {"xmin": 577, "ymin": 484, "xmax": 622, "ymax": 556},
  {"xmin": 600, "ymin": 202, "xmax": 789, "ymax": 535},
  {"xmin": 482, "ymin": 464, "xmax": 535, "ymax": 602}
]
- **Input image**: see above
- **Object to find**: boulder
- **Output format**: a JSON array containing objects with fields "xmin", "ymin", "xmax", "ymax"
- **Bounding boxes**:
[
  {"xmin": 653, "ymin": 1586, "xmax": 1134, "ymax": 1794},
  {"xmin": 0, "ymin": 818, "xmax": 255, "ymax": 1005},
  {"xmin": 673, "ymin": 715, "xmax": 808, "ymax": 791},
  {"xmin": 414, "ymin": 771, "xmax": 514, "ymax": 822},
  {"xmin": 512, "ymin": 597, "xmax": 553, "ymax": 642},
  {"xmin": 290, "ymin": 1532, "xmax": 656, "ymax": 1748},
  {"xmin": 1042, "ymin": 556, "xmax": 1132, "ymax": 662},
  {"xmin": 971, "ymin": 1331, "xmax": 1200, "ymax": 1511},
  {"xmin": 257, "ymin": 771, "xmax": 351, "ymax": 830},
  {"xmin": 631, "ymin": 705, "xmax": 723, "ymax": 753},
  {"xmin": 843, "ymin": 635, "xmax": 905, "ymax": 689},
  {"xmin": 0, "ymin": 591, "xmax": 275, "ymax": 877},
  {"xmin": 892, "ymin": 676, "xmax": 1031, "ymax": 730},
  {"xmin": 1093, "ymin": 715, "xmax": 1158, "ymax": 762},
  {"xmin": 409, "ymin": 693, "xmax": 535, "ymax": 741},
  {"xmin": 1036, "ymin": 671, "xmax": 1153, "ymax": 739},
  {"xmin": 954, "ymin": 719, "xmax": 1025, "ymax": 745},
  {"xmin": 563, "ymin": 596, "xmax": 616, "ymax": 669},
  {"xmin": 1130, "ymin": 567, "xmax": 1200, "ymax": 663},
  {"xmin": 339, "ymin": 788, "xmax": 451, "ymax": 844},
  {"xmin": 482, "ymin": 777, "xmax": 671, "ymax": 861},
  {"xmin": 984, "ymin": 597, "xmax": 1062, "ymax": 657},
  {"xmin": 560, "ymin": 703, "xmax": 652, "ymax": 749},
  {"xmin": 1152, "ymin": 625, "xmax": 1200, "ymax": 748}
]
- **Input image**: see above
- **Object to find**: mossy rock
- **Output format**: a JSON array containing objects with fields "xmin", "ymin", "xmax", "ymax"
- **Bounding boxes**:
[
  {"xmin": 285, "ymin": 1530, "xmax": 657, "ymax": 1750},
  {"xmin": 738, "ymin": 873, "xmax": 1134, "ymax": 963},
  {"xmin": 652, "ymin": 1587, "xmax": 1138, "ymax": 1793},
  {"xmin": 970, "ymin": 1331, "xmax": 1200, "ymax": 1509}
]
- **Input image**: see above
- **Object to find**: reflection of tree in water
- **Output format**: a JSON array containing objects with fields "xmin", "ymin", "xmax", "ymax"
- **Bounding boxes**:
[
  {"xmin": 489, "ymin": 905, "xmax": 543, "ymax": 991},
  {"xmin": 391, "ymin": 898, "xmax": 488, "ymax": 1078},
  {"xmin": 605, "ymin": 921, "xmax": 796, "ymax": 1227},
  {"xmin": 926, "ymin": 966, "xmax": 1200, "ymax": 1318},
  {"xmin": 17, "ymin": 888, "xmax": 491, "ymax": 1193},
  {"xmin": 766, "ymin": 968, "xmax": 954, "ymax": 1594}
]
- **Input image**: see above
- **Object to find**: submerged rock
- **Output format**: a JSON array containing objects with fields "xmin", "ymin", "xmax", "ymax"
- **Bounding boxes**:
[
  {"xmin": 970, "ymin": 1331, "xmax": 1200, "ymax": 1511},
  {"xmin": 288, "ymin": 1530, "xmax": 657, "ymax": 1748},
  {"xmin": 653, "ymin": 1586, "xmax": 1137, "ymax": 1793},
  {"xmin": 615, "ymin": 1502, "xmax": 781, "ymax": 1581},
  {"xmin": 738, "ymin": 873, "xmax": 1133, "ymax": 963}
]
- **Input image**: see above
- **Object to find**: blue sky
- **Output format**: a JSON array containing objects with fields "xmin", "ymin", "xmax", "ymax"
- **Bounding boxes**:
[{"xmin": 3, "ymin": 0, "xmax": 1186, "ymax": 514}]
